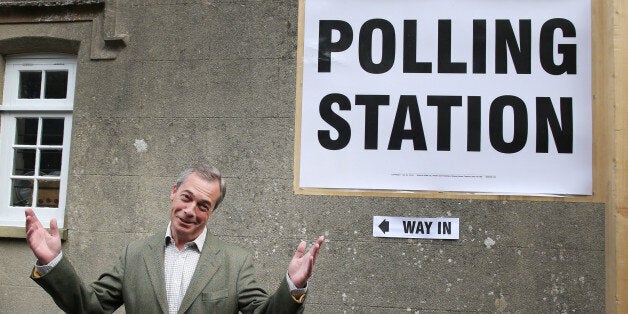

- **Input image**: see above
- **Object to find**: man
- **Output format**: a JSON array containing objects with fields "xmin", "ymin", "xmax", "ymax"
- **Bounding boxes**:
[{"xmin": 25, "ymin": 164, "xmax": 324, "ymax": 313}]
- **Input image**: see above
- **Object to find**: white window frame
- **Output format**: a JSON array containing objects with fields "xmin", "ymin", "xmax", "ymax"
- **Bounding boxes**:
[{"xmin": 0, "ymin": 54, "xmax": 76, "ymax": 228}]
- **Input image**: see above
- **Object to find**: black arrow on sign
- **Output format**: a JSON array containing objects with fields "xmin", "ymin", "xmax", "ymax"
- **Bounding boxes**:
[{"xmin": 378, "ymin": 219, "xmax": 389, "ymax": 233}]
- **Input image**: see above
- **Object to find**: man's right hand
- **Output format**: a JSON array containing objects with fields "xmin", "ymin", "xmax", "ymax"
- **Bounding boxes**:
[{"xmin": 25, "ymin": 208, "xmax": 61, "ymax": 265}]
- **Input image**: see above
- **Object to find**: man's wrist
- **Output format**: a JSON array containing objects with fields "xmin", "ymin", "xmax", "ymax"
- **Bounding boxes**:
[
  {"xmin": 34, "ymin": 251, "xmax": 63, "ymax": 276},
  {"xmin": 286, "ymin": 272, "xmax": 308, "ymax": 302}
]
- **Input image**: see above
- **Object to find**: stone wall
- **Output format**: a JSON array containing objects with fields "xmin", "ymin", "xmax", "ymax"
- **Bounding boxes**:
[{"xmin": 0, "ymin": 1, "xmax": 605, "ymax": 312}]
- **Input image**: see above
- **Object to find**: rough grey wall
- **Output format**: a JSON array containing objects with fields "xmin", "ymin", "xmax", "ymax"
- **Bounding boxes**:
[{"xmin": 0, "ymin": 1, "xmax": 605, "ymax": 313}]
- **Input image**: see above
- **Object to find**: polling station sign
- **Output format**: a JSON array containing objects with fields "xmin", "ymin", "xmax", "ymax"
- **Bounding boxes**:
[{"xmin": 295, "ymin": 0, "xmax": 592, "ymax": 196}]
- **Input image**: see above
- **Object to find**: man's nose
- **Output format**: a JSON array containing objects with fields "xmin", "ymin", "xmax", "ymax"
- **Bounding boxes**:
[{"xmin": 183, "ymin": 204, "xmax": 195, "ymax": 216}]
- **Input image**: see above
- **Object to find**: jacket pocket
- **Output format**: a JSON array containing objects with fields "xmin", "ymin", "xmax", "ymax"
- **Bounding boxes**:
[
  {"xmin": 202, "ymin": 289, "xmax": 229, "ymax": 301},
  {"xmin": 200, "ymin": 289, "xmax": 234, "ymax": 313}
]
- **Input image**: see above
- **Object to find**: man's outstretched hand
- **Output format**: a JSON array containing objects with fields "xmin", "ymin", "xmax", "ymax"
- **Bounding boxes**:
[
  {"xmin": 288, "ymin": 236, "xmax": 325, "ymax": 288},
  {"xmin": 25, "ymin": 208, "xmax": 61, "ymax": 265}
]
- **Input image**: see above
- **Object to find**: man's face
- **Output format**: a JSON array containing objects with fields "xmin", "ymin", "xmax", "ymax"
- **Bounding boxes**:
[{"xmin": 169, "ymin": 172, "xmax": 221, "ymax": 245}]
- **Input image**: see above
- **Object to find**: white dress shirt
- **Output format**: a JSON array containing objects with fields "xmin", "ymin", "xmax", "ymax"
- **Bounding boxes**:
[{"xmin": 164, "ymin": 223, "xmax": 206, "ymax": 314}]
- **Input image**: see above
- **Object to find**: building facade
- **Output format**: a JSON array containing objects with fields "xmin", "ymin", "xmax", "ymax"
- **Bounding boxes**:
[{"xmin": 0, "ymin": 0, "xmax": 618, "ymax": 312}]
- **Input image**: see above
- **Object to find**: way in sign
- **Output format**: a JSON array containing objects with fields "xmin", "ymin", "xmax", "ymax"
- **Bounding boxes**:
[
  {"xmin": 403, "ymin": 220, "xmax": 452, "ymax": 235},
  {"xmin": 373, "ymin": 216, "xmax": 460, "ymax": 240}
]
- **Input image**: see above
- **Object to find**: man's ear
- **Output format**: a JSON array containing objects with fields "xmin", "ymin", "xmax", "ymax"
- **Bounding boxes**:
[{"xmin": 170, "ymin": 184, "xmax": 178, "ymax": 201}]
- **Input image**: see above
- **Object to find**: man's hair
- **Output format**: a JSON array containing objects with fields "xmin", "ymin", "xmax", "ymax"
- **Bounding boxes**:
[{"xmin": 175, "ymin": 164, "xmax": 227, "ymax": 210}]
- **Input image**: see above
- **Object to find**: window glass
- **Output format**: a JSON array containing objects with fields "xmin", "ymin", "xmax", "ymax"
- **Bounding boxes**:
[
  {"xmin": 15, "ymin": 118, "xmax": 38, "ymax": 145},
  {"xmin": 40, "ymin": 150, "xmax": 62, "ymax": 176},
  {"xmin": 37, "ymin": 180, "xmax": 60, "ymax": 208},
  {"xmin": 44, "ymin": 71, "xmax": 68, "ymax": 99},
  {"xmin": 41, "ymin": 118, "xmax": 64, "ymax": 145},
  {"xmin": 12, "ymin": 149, "xmax": 36, "ymax": 175},
  {"xmin": 19, "ymin": 71, "xmax": 42, "ymax": 99},
  {"xmin": 10, "ymin": 179, "xmax": 33, "ymax": 207}
]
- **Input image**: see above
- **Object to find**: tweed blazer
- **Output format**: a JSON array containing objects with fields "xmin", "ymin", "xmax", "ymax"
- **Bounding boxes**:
[{"xmin": 31, "ymin": 233, "xmax": 304, "ymax": 314}]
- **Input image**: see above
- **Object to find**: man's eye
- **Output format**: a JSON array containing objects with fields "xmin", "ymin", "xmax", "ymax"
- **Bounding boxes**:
[{"xmin": 181, "ymin": 194, "xmax": 191, "ymax": 201}]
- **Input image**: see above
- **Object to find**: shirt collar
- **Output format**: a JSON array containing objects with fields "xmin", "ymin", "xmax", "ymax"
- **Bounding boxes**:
[{"xmin": 165, "ymin": 222, "xmax": 207, "ymax": 252}]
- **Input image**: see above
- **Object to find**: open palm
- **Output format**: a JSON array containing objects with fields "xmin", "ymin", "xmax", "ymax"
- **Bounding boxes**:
[
  {"xmin": 287, "ymin": 236, "xmax": 324, "ymax": 288},
  {"xmin": 25, "ymin": 208, "xmax": 61, "ymax": 265}
]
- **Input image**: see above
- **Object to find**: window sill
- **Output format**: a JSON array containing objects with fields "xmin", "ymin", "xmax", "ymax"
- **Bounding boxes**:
[{"xmin": 0, "ymin": 226, "xmax": 68, "ymax": 240}]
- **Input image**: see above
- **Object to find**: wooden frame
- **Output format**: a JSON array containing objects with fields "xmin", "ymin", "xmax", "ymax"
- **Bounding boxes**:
[{"xmin": 605, "ymin": 0, "xmax": 628, "ymax": 311}]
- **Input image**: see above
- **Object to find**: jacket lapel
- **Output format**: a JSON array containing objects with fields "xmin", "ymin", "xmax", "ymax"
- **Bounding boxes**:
[
  {"xmin": 143, "ymin": 235, "xmax": 170, "ymax": 314},
  {"xmin": 177, "ymin": 234, "xmax": 223, "ymax": 313}
]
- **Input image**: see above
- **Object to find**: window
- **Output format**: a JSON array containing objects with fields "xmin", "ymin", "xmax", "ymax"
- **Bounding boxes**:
[{"xmin": 0, "ymin": 55, "xmax": 76, "ymax": 228}]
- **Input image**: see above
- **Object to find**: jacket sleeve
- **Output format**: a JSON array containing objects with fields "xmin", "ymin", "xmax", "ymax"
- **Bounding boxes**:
[
  {"xmin": 236, "ymin": 253, "xmax": 304, "ymax": 314},
  {"xmin": 31, "ymin": 249, "xmax": 126, "ymax": 313}
]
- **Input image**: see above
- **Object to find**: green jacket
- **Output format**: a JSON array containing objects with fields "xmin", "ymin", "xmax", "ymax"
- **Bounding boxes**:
[{"xmin": 31, "ymin": 233, "xmax": 304, "ymax": 314}]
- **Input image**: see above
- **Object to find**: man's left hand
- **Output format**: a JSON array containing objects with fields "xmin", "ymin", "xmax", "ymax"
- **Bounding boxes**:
[{"xmin": 288, "ymin": 236, "xmax": 325, "ymax": 288}]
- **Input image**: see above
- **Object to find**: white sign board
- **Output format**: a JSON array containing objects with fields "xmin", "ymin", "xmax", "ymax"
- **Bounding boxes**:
[
  {"xmin": 296, "ymin": 0, "xmax": 592, "ymax": 196},
  {"xmin": 373, "ymin": 216, "xmax": 460, "ymax": 239}
]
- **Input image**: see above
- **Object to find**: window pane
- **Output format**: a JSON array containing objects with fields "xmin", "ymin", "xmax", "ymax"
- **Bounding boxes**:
[
  {"xmin": 13, "ymin": 149, "xmax": 36, "ymax": 175},
  {"xmin": 19, "ymin": 71, "xmax": 42, "ymax": 99},
  {"xmin": 40, "ymin": 150, "xmax": 62, "ymax": 176},
  {"xmin": 15, "ymin": 118, "xmax": 39, "ymax": 145},
  {"xmin": 41, "ymin": 119, "xmax": 65, "ymax": 145},
  {"xmin": 44, "ymin": 71, "xmax": 68, "ymax": 99},
  {"xmin": 10, "ymin": 179, "xmax": 33, "ymax": 206},
  {"xmin": 37, "ymin": 180, "xmax": 60, "ymax": 208}
]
